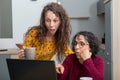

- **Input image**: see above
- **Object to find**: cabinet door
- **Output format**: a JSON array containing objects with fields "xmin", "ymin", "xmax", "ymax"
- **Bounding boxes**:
[
  {"xmin": 0, "ymin": 0, "xmax": 12, "ymax": 38},
  {"xmin": 105, "ymin": 1, "xmax": 112, "ymax": 80},
  {"xmin": 0, "ymin": 54, "xmax": 10, "ymax": 80},
  {"xmin": 60, "ymin": 0, "xmax": 90, "ymax": 18}
]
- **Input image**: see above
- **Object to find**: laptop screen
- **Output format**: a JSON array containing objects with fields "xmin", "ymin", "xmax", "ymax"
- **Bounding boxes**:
[{"xmin": 6, "ymin": 59, "xmax": 58, "ymax": 80}]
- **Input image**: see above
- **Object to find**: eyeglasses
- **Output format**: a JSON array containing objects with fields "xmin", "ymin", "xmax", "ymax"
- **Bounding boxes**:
[{"xmin": 73, "ymin": 41, "xmax": 88, "ymax": 47}]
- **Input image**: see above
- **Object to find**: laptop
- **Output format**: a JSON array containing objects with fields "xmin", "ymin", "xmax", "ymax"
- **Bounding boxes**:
[{"xmin": 6, "ymin": 59, "xmax": 58, "ymax": 80}]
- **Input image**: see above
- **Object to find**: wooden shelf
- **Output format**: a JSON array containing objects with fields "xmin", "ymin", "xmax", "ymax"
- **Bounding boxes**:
[
  {"xmin": 69, "ymin": 16, "xmax": 89, "ymax": 19},
  {"xmin": 103, "ymin": 0, "xmax": 110, "ymax": 4}
]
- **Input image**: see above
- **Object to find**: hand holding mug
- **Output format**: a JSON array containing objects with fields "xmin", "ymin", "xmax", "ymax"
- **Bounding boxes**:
[
  {"xmin": 18, "ymin": 47, "xmax": 36, "ymax": 60},
  {"xmin": 18, "ymin": 48, "xmax": 25, "ymax": 59}
]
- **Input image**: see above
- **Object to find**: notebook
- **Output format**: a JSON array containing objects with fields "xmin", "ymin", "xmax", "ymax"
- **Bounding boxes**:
[{"xmin": 6, "ymin": 59, "xmax": 58, "ymax": 80}]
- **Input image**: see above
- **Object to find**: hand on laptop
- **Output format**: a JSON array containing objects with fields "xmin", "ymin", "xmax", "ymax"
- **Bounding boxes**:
[{"xmin": 56, "ymin": 64, "xmax": 64, "ymax": 74}]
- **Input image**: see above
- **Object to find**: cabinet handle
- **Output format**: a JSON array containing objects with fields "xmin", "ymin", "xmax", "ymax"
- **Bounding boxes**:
[{"xmin": 30, "ymin": 0, "xmax": 37, "ymax": 1}]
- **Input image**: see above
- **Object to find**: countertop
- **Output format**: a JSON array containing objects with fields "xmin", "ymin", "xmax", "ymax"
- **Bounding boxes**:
[{"xmin": 0, "ymin": 48, "xmax": 19, "ymax": 55}]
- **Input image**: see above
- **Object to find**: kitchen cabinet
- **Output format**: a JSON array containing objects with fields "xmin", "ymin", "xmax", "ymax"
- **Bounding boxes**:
[
  {"xmin": 97, "ymin": 0, "xmax": 112, "ymax": 80},
  {"xmin": 0, "ymin": 48, "xmax": 19, "ymax": 80},
  {"xmin": 104, "ymin": 1, "xmax": 112, "ymax": 80},
  {"xmin": 0, "ymin": 0, "xmax": 12, "ymax": 38}
]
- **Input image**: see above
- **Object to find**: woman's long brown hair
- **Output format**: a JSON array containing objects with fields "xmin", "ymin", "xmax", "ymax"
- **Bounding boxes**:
[{"xmin": 25, "ymin": 2, "xmax": 71, "ymax": 61}]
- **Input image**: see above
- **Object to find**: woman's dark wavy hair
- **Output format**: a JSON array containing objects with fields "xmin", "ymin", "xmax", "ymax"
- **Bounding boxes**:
[
  {"xmin": 72, "ymin": 31, "xmax": 100, "ymax": 57},
  {"xmin": 25, "ymin": 2, "xmax": 71, "ymax": 61}
]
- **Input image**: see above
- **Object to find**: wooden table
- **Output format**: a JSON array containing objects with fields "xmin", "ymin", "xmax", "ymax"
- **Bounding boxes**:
[{"xmin": 0, "ymin": 48, "xmax": 19, "ymax": 58}]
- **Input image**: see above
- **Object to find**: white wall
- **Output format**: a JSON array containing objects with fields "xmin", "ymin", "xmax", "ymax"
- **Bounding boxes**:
[{"xmin": 0, "ymin": 0, "xmax": 56, "ymax": 49}]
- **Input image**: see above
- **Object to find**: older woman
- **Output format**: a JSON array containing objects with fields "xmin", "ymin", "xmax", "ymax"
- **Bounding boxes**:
[{"xmin": 56, "ymin": 31, "xmax": 104, "ymax": 80}]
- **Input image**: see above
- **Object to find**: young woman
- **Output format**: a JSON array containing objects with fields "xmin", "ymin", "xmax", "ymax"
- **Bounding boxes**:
[
  {"xmin": 56, "ymin": 31, "xmax": 104, "ymax": 80},
  {"xmin": 18, "ymin": 2, "xmax": 73, "ymax": 62}
]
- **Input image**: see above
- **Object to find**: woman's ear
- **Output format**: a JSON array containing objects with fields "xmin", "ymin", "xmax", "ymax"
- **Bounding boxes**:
[{"xmin": 86, "ymin": 44, "xmax": 91, "ymax": 52}]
